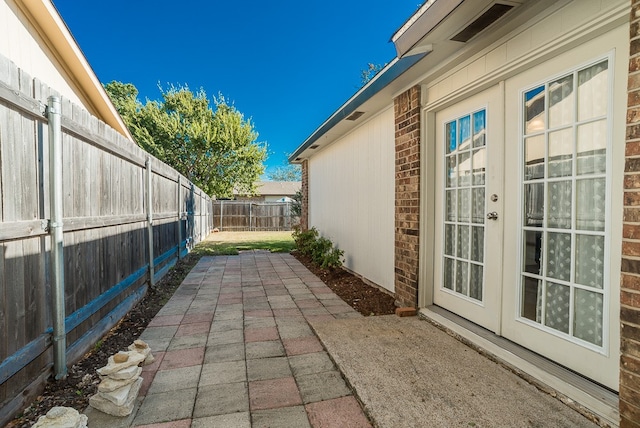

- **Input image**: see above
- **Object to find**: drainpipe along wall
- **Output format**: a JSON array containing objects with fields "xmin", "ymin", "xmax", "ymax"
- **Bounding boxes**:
[{"xmin": 47, "ymin": 95, "xmax": 67, "ymax": 379}]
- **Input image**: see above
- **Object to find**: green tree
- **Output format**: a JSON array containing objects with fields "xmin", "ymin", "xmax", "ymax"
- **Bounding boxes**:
[
  {"xmin": 105, "ymin": 81, "xmax": 266, "ymax": 197},
  {"xmin": 267, "ymin": 164, "xmax": 301, "ymax": 181}
]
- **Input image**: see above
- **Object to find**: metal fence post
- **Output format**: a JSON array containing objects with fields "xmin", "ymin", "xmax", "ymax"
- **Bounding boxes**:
[
  {"xmin": 177, "ymin": 175, "xmax": 182, "ymax": 260},
  {"xmin": 47, "ymin": 96, "xmax": 67, "ymax": 380},
  {"xmin": 146, "ymin": 157, "xmax": 155, "ymax": 286}
]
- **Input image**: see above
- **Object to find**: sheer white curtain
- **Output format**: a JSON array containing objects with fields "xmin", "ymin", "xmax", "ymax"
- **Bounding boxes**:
[{"xmin": 521, "ymin": 61, "xmax": 608, "ymax": 347}]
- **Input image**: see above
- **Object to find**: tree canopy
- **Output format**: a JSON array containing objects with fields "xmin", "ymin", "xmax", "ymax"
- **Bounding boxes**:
[
  {"xmin": 105, "ymin": 81, "xmax": 266, "ymax": 197},
  {"xmin": 267, "ymin": 164, "xmax": 301, "ymax": 181}
]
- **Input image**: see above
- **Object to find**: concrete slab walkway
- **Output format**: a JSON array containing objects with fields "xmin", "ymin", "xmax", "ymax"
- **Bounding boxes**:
[
  {"xmin": 85, "ymin": 251, "xmax": 371, "ymax": 427},
  {"xmin": 85, "ymin": 250, "xmax": 600, "ymax": 427}
]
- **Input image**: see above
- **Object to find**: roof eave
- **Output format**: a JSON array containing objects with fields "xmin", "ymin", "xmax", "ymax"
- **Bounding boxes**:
[
  {"xmin": 391, "ymin": 0, "xmax": 464, "ymax": 58},
  {"xmin": 288, "ymin": 51, "xmax": 428, "ymax": 164},
  {"xmin": 17, "ymin": 0, "xmax": 134, "ymax": 141}
]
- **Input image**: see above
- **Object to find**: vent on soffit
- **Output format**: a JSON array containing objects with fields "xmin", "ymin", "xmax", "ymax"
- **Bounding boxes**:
[
  {"xmin": 345, "ymin": 111, "xmax": 365, "ymax": 121},
  {"xmin": 309, "ymin": 145, "xmax": 319, "ymax": 149},
  {"xmin": 450, "ymin": 3, "xmax": 514, "ymax": 43}
]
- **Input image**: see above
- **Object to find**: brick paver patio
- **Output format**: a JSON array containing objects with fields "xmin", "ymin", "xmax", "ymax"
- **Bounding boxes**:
[{"xmin": 85, "ymin": 251, "xmax": 371, "ymax": 427}]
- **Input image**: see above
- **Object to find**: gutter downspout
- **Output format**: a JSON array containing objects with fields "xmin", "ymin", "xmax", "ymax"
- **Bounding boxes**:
[{"xmin": 48, "ymin": 96, "xmax": 67, "ymax": 379}]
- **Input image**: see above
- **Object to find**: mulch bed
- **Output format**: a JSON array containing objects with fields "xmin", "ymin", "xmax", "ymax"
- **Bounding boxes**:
[
  {"xmin": 6, "ymin": 250, "xmax": 396, "ymax": 427},
  {"xmin": 290, "ymin": 251, "xmax": 397, "ymax": 316},
  {"xmin": 6, "ymin": 253, "xmax": 200, "ymax": 428}
]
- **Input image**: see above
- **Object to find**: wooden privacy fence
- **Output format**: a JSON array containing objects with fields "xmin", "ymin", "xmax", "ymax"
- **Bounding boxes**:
[
  {"xmin": 0, "ymin": 54, "xmax": 213, "ymax": 424},
  {"xmin": 212, "ymin": 201, "xmax": 298, "ymax": 231}
]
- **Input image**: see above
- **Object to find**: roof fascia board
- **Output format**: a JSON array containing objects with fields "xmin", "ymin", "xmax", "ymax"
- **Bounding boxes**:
[
  {"xmin": 288, "ymin": 52, "xmax": 428, "ymax": 163},
  {"xmin": 392, "ymin": 0, "xmax": 464, "ymax": 58},
  {"xmin": 17, "ymin": 0, "xmax": 133, "ymax": 140}
]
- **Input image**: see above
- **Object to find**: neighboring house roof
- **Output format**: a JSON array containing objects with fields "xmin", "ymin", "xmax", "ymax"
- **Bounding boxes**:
[
  {"xmin": 234, "ymin": 181, "xmax": 301, "ymax": 197},
  {"xmin": 3, "ymin": 0, "xmax": 133, "ymax": 140}
]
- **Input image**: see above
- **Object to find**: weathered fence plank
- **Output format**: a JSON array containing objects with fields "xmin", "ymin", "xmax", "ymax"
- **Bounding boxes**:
[
  {"xmin": 0, "ymin": 54, "xmax": 213, "ymax": 425},
  {"xmin": 212, "ymin": 201, "xmax": 297, "ymax": 231}
]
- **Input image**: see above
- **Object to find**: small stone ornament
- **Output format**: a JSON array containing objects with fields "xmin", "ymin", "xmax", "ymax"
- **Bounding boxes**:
[
  {"xmin": 31, "ymin": 406, "xmax": 88, "ymax": 428},
  {"xmin": 89, "ymin": 350, "xmax": 146, "ymax": 416},
  {"xmin": 128, "ymin": 339, "xmax": 155, "ymax": 366}
]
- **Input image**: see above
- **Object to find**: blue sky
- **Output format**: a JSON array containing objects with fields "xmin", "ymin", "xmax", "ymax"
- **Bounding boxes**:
[{"xmin": 52, "ymin": 1, "xmax": 420, "ymax": 177}]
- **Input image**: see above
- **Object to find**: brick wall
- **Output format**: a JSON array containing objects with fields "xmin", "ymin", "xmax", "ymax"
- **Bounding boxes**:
[
  {"xmin": 622, "ymin": 1, "xmax": 640, "ymax": 426},
  {"xmin": 300, "ymin": 159, "xmax": 309, "ymax": 230},
  {"xmin": 394, "ymin": 86, "xmax": 421, "ymax": 308}
]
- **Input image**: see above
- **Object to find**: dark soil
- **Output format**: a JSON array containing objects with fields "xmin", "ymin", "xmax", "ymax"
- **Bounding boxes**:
[
  {"xmin": 291, "ymin": 251, "xmax": 397, "ymax": 316},
  {"xmin": 6, "ymin": 250, "xmax": 395, "ymax": 427},
  {"xmin": 6, "ymin": 253, "xmax": 201, "ymax": 428}
]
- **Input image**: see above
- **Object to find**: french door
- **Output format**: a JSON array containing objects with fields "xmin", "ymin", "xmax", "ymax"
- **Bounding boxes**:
[
  {"xmin": 433, "ymin": 85, "xmax": 504, "ymax": 334},
  {"xmin": 432, "ymin": 31, "xmax": 623, "ymax": 390},
  {"xmin": 501, "ymin": 50, "xmax": 622, "ymax": 390}
]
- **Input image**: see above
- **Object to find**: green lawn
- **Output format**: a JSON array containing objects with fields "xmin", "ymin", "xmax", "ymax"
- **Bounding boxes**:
[{"xmin": 191, "ymin": 231, "xmax": 295, "ymax": 256}]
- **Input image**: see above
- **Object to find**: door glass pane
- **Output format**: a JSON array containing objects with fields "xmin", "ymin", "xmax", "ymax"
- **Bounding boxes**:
[
  {"xmin": 471, "ymin": 226, "xmax": 484, "ymax": 263},
  {"xmin": 545, "ymin": 282, "xmax": 570, "ymax": 334},
  {"xmin": 576, "ymin": 178, "xmax": 605, "ymax": 231},
  {"xmin": 524, "ymin": 135, "xmax": 545, "ymax": 180},
  {"xmin": 446, "ymin": 156, "xmax": 457, "ymax": 187},
  {"xmin": 546, "ymin": 232, "xmax": 571, "ymax": 282},
  {"xmin": 521, "ymin": 276, "xmax": 541, "ymax": 322},
  {"xmin": 470, "ymin": 264, "xmax": 483, "ymax": 301},
  {"xmin": 525, "ymin": 86, "xmax": 545, "ymax": 134},
  {"xmin": 547, "ymin": 180, "xmax": 572, "ymax": 229},
  {"xmin": 457, "ymin": 225, "xmax": 469, "ymax": 259},
  {"xmin": 472, "ymin": 188, "xmax": 485, "ymax": 224},
  {"xmin": 549, "ymin": 75, "xmax": 574, "ymax": 128},
  {"xmin": 458, "ymin": 188, "xmax": 470, "ymax": 222},
  {"xmin": 444, "ymin": 257, "xmax": 455, "ymax": 290},
  {"xmin": 523, "ymin": 230, "xmax": 543, "ymax": 275},
  {"xmin": 472, "ymin": 148, "xmax": 486, "ymax": 185},
  {"xmin": 575, "ymin": 234, "xmax": 604, "ymax": 289},
  {"xmin": 456, "ymin": 261, "xmax": 468, "ymax": 295},
  {"xmin": 446, "ymin": 121, "xmax": 457, "ymax": 154},
  {"xmin": 578, "ymin": 61, "xmax": 608, "ymax": 121},
  {"xmin": 444, "ymin": 224, "xmax": 455, "ymax": 256},
  {"xmin": 524, "ymin": 183, "xmax": 544, "ymax": 227},
  {"xmin": 473, "ymin": 110, "xmax": 486, "ymax": 147},
  {"xmin": 446, "ymin": 190, "xmax": 456, "ymax": 221},
  {"xmin": 459, "ymin": 151, "xmax": 471, "ymax": 186},
  {"xmin": 574, "ymin": 289, "xmax": 603, "ymax": 346},
  {"xmin": 548, "ymin": 128, "xmax": 573, "ymax": 178},
  {"xmin": 577, "ymin": 120, "xmax": 607, "ymax": 175},
  {"xmin": 459, "ymin": 115, "xmax": 471, "ymax": 150}
]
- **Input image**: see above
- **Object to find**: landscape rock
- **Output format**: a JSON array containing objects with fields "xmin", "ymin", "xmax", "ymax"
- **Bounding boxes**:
[
  {"xmin": 31, "ymin": 406, "xmax": 88, "ymax": 427},
  {"xmin": 113, "ymin": 352, "xmax": 129, "ymax": 363},
  {"xmin": 97, "ymin": 369, "xmax": 141, "ymax": 393},
  {"xmin": 90, "ymin": 346, "xmax": 147, "ymax": 417},
  {"xmin": 97, "ymin": 377, "xmax": 141, "ymax": 406},
  {"xmin": 96, "ymin": 351, "xmax": 145, "ymax": 375},
  {"xmin": 102, "ymin": 364, "xmax": 141, "ymax": 381},
  {"xmin": 88, "ymin": 378, "xmax": 142, "ymax": 417},
  {"xmin": 128, "ymin": 339, "xmax": 155, "ymax": 365}
]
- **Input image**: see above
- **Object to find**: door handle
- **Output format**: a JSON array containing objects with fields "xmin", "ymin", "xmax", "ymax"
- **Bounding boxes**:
[{"xmin": 486, "ymin": 211, "xmax": 498, "ymax": 220}]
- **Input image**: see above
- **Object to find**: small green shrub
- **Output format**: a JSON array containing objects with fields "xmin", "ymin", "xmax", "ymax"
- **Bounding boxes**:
[
  {"xmin": 292, "ymin": 226, "xmax": 319, "ymax": 254},
  {"xmin": 293, "ymin": 227, "xmax": 343, "ymax": 269}
]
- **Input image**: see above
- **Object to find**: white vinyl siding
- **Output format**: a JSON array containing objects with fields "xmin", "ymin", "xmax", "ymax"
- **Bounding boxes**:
[{"xmin": 308, "ymin": 106, "xmax": 395, "ymax": 292}]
